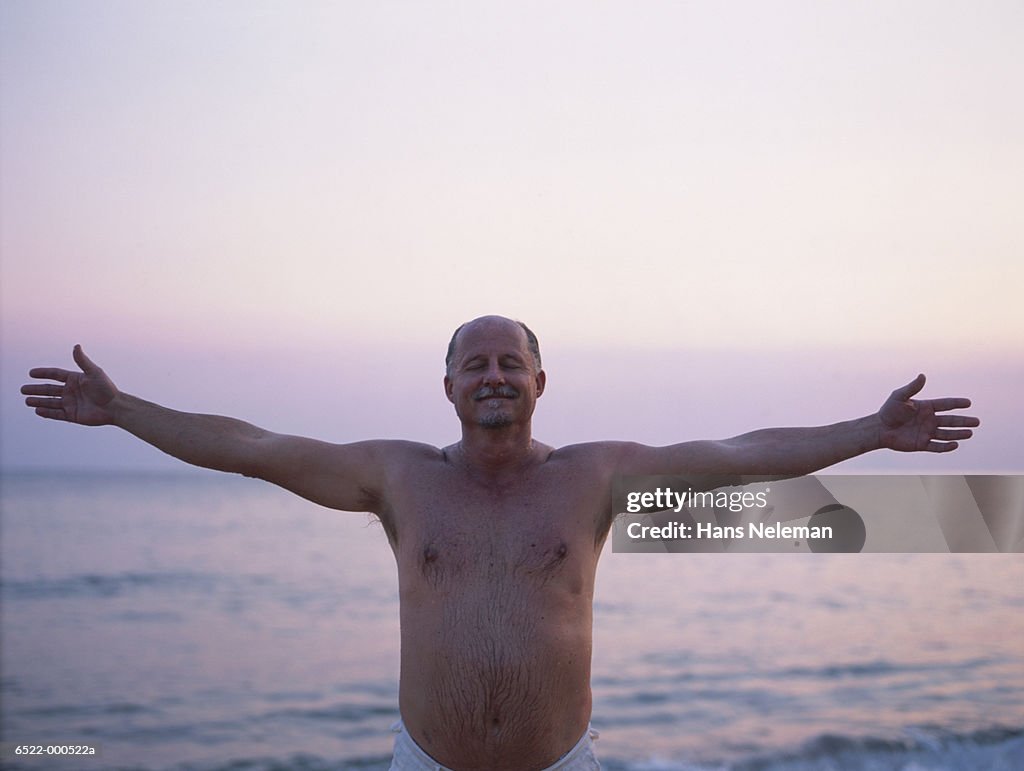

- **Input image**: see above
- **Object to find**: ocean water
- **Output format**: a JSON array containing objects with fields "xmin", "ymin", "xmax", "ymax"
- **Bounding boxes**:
[{"xmin": 1, "ymin": 471, "xmax": 1022, "ymax": 771}]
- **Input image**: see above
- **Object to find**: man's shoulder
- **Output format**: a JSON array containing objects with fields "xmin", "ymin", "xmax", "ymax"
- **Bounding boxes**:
[
  {"xmin": 546, "ymin": 440, "xmax": 638, "ymax": 467},
  {"xmin": 367, "ymin": 439, "xmax": 446, "ymax": 463}
]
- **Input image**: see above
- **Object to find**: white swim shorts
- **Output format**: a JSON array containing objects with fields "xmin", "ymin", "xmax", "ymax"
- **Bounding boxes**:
[{"xmin": 389, "ymin": 719, "xmax": 600, "ymax": 770}]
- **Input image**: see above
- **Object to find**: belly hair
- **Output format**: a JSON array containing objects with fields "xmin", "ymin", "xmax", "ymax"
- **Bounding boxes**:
[
  {"xmin": 431, "ymin": 607, "xmax": 550, "ymax": 746},
  {"xmin": 413, "ymin": 536, "xmax": 575, "ymax": 742}
]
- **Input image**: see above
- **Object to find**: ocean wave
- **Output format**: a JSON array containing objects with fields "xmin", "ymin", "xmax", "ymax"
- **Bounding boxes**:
[
  {"xmin": 608, "ymin": 724, "xmax": 1024, "ymax": 771},
  {"xmin": 1, "ymin": 724, "xmax": 1021, "ymax": 771},
  {"xmin": 0, "ymin": 572, "xmax": 218, "ymax": 600},
  {"xmin": 0, "ymin": 571, "xmax": 385, "ymax": 613}
]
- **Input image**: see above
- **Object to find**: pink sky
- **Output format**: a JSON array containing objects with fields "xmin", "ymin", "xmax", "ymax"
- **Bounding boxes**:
[{"xmin": 1, "ymin": 1, "xmax": 1020, "ymax": 471}]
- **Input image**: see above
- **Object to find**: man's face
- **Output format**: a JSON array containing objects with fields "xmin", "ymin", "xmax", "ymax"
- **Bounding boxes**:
[{"xmin": 444, "ymin": 319, "xmax": 545, "ymax": 430}]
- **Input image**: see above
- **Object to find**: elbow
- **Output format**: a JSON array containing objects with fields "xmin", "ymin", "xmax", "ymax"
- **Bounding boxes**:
[{"xmin": 230, "ymin": 434, "xmax": 270, "ymax": 480}]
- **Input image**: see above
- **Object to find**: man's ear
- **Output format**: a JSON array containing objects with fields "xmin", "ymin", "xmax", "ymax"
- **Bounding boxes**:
[
  {"xmin": 535, "ymin": 369, "xmax": 546, "ymax": 397},
  {"xmin": 444, "ymin": 375, "xmax": 455, "ymax": 404}
]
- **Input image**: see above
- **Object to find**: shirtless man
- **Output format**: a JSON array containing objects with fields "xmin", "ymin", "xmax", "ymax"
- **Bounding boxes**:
[{"xmin": 22, "ymin": 315, "xmax": 979, "ymax": 770}]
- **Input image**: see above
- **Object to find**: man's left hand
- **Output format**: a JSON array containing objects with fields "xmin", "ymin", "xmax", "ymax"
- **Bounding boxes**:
[{"xmin": 878, "ymin": 374, "xmax": 979, "ymax": 453}]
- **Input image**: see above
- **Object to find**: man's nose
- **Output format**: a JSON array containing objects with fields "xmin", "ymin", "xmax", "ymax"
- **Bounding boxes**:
[{"xmin": 482, "ymin": 362, "xmax": 505, "ymax": 385}]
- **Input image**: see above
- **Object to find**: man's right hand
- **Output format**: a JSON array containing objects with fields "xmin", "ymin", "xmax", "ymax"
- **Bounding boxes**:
[{"xmin": 22, "ymin": 345, "xmax": 119, "ymax": 426}]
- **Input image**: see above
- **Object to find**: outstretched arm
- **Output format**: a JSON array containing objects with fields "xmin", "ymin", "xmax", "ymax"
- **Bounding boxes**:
[
  {"xmin": 22, "ymin": 346, "xmax": 394, "ymax": 513},
  {"xmin": 615, "ymin": 374, "xmax": 979, "ymax": 480}
]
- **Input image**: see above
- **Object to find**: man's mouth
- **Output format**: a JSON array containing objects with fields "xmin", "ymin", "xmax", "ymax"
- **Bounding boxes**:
[{"xmin": 474, "ymin": 387, "xmax": 519, "ymax": 401}]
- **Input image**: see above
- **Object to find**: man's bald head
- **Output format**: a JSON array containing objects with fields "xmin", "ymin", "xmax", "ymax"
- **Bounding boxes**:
[{"xmin": 445, "ymin": 316, "xmax": 542, "ymax": 376}]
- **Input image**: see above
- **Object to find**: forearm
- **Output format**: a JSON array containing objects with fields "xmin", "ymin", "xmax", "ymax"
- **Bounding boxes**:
[
  {"xmin": 721, "ymin": 414, "xmax": 883, "ymax": 477},
  {"xmin": 110, "ymin": 392, "xmax": 266, "ymax": 475}
]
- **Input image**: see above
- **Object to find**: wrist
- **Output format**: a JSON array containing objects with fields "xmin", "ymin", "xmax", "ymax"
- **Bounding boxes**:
[
  {"xmin": 866, "ymin": 412, "xmax": 887, "ymax": 451},
  {"xmin": 107, "ymin": 391, "xmax": 133, "ymax": 427}
]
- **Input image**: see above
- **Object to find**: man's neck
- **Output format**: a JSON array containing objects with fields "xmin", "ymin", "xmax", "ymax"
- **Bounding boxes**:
[{"xmin": 455, "ymin": 424, "xmax": 539, "ymax": 480}]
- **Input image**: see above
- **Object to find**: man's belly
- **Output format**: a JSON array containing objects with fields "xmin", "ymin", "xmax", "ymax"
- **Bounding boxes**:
[{"xmin": 397, "ymin": 579, "xmax": 594, "ymax": 770}]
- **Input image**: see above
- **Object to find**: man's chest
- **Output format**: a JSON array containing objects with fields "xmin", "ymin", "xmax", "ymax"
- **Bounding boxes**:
[{"xmin": 384, "ymin": 468, "xmax": 608, "ymax": 589}]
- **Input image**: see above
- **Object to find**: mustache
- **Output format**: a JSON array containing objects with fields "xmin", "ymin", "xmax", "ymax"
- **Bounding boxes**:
[{"xmin": 473, "ymin": 385, "xmax": 520, "ymax": 400}]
